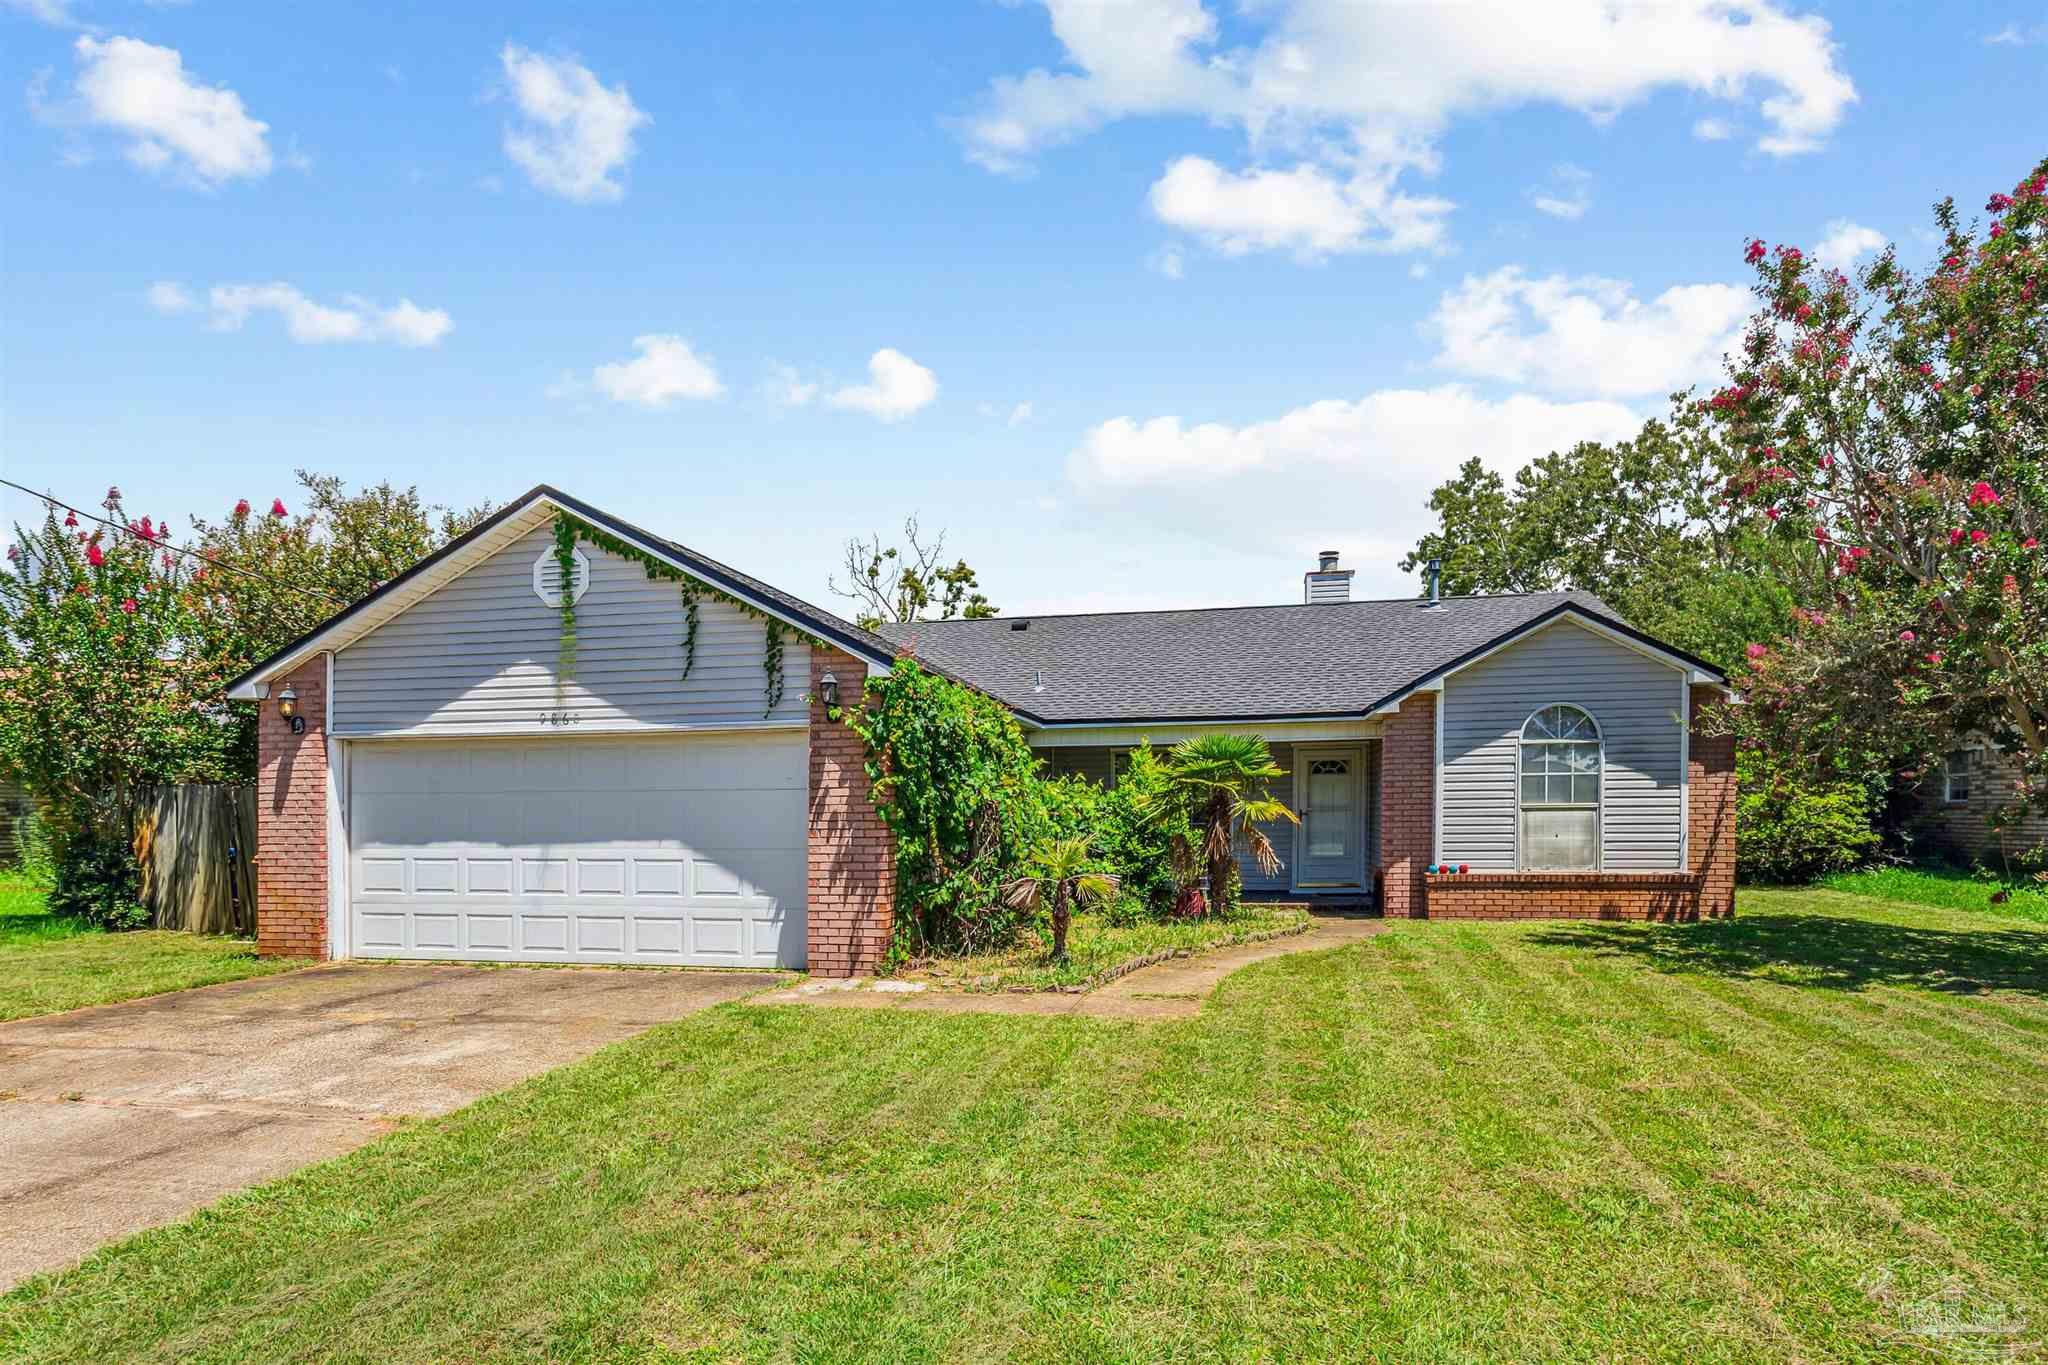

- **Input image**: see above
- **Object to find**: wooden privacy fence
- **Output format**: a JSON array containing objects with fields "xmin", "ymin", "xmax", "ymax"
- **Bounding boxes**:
[{"xmin": 133, "ymin": 784, "xmax": 258, "ymax": 936}]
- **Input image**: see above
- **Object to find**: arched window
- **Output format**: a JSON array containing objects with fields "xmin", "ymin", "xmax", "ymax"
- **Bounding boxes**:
[{"xmin": 1519, "ymin": 704, "xmax": 1602, "ymax": 870}]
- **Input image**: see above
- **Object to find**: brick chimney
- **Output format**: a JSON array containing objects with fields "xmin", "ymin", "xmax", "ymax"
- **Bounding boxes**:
[{"xmin": 1304, "ymin": 550, "xmax": 1354, "ymax": 603}]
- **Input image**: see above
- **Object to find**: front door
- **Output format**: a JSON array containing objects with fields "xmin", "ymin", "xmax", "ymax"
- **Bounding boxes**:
[{"xmin": 1294, "ymin": 745, "xmax": 1365, "ymax": 888}]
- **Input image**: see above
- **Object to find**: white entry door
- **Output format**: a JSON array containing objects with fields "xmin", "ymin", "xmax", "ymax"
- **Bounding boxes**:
[
  {"xmin": 1294, "ymin": 745, "xmax": 1366, "ymax": 888},
  {"xmin": 346, "ymin": 732, "xmax": 807, "ymax": 967}
]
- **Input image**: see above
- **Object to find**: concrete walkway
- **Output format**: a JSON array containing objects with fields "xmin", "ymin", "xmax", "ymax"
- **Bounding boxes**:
[
  {"xmin": 753, "ymin": 913, "xmax": 1385, "ymax": 1022},
  {"xmin": 0, "ymin": 962, "xmax": 780, "ymax": 1290}
]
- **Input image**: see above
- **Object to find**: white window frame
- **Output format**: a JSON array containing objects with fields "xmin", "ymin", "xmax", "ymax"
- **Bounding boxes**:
[
  {"xmin": 1516, "ymin": 703, "xmax": 1604, "ymax": 871},
  {"xmin": 1943, "ymin": 747, "xmax": 1982, "ymax": 805}
]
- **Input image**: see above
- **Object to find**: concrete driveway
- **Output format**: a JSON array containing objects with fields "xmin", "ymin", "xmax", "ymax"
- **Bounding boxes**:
[{"xmin": 0, "ymin": 962, "xmax": 781, "ymax": 1290}]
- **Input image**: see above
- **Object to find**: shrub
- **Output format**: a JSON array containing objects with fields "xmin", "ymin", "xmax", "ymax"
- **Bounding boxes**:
[
  {"xmin": 845, "ymin": 659, "xmax": 1049, "ymax": 959},
  {"xmin": 1089, "ymin": 745, "xmax": 1191, "ymax": 917},
  {"xmin": 1736, "ymin": 748, "xmax": 1881, "ymax": 884},
  {"xmin": 47, "ymin": 826, "xmax": 148, "ymax": 930}
]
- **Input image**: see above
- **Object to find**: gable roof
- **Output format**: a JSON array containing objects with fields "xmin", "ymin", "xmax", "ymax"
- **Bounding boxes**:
[
  {"xmin": 876, "ymin": 593, "xmax": 1726, "ymax": 726},
  {"xmin": 223, "ymin": 485, "xmax": 896, "ymax": 700}
]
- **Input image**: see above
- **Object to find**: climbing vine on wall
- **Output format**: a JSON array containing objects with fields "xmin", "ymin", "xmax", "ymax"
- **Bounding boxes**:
[
  {"xmin": 551, "ymin": 515, "xmax": 580, "ymax": 698},
  {"xmin": 551, "ymin": 510, "xmax": 820, "ymax": 716}
]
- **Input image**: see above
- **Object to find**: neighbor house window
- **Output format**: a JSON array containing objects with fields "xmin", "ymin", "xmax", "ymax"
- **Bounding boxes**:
[
  {"xmin": 1520, "ymin": 704, "xmax": 1602, "ymax": 870},
  {"xmin": 1943, "ymin": 748, "xmax": 1980, "ymax": 805}
]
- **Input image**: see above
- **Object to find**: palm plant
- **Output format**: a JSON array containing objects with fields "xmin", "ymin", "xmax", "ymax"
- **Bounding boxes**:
[
  {"xmin": 1003, "ymin": 837, "xmax": 1120, "ymax": 963},
  {"xmin": 1160, "ymin": 735, "xmax": 1296, "ymax": 915}
]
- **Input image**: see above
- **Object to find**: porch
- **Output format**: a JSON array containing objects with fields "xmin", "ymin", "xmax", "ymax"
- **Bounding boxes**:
[{"xmin": 1037, "ymin": 737, "xmax": 1383, "ymax": 905}]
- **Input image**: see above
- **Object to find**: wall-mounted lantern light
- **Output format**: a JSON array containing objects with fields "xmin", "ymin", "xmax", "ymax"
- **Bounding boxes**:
[
  {"xmin": 818, "ymin": 671, "xmax": 840, "ymax": 709},
  {"xmin": 277, "ymin": 683, "xmax": 306, "ymax": 735}
]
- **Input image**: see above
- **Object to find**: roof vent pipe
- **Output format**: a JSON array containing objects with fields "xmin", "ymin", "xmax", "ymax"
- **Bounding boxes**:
[{"xmin": 1423, "ymin": 557, "xmax": 1443, "ymax": 608}]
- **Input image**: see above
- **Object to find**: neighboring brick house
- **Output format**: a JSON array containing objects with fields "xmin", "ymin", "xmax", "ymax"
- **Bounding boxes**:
[
  {"xmin": 1910, "ymin": 743, "xmax": 2048, "ymax": 867},
  {"xmin": 225, "ymin": 487, "xmax": 1736, "ymax": 977}
]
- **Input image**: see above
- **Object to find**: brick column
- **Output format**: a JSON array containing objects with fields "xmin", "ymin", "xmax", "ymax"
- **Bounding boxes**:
[
  {"xmin": 255, "ymin": 657, "xmax": 329, "ymax": 958},
  {"xmin": 1378, "ymin": 692, "xmax": 1436, "ymax": 918},
  {"xmin": 806, "ymin": 648, "xmax": 896, "ymax": 976},
  {"xmin": 1688, "ymin": 685, "xmax": 1738, "ymax": 919}
]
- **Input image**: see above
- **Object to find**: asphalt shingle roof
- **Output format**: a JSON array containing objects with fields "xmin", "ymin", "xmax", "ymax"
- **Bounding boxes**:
[{"xmin": 875, "ymin": 591, "xmax": 1675, "ymax": 724}]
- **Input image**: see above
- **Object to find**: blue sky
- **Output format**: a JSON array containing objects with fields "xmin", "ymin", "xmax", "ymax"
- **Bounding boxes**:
[{"xmin": 4, "ymin": 1, "xmax": 2044, "ymax": 616}]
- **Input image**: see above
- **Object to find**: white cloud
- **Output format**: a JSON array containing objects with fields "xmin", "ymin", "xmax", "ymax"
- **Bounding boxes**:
[
  {"xmin": 1149, "ymin": 243, "xmax": 1186, "ymax": 279},
  {"xmin": 1692, "ymin": 116, "xmax": 1735, "ymax": 141},
  {"xmin": 590, "ymin": 335, "xmax": 723, "ymax": 407},
  {"xmin": 1985, "ymin": 22, "xmax": 2046, "ymax": 45},
  {"xmin": 827, "ymin": 348, "xmax": 938, "ymax": 422},
  {"xmin": 1527, "ymin": 163, "xmax": 1592, "ymax": 220},
  {"xmin": 203, "ymin": 283, "xmax": 453, "ymax": 347},
  {"xmin": 68, "ymin": 36, "xmax": 272, "ymax": 184},
  {"xmin": 1007, "ymin": 401, "xmax": 1034, "ymax": 427},
  {"xmin": 1148, "ymin": 155, "xmax": 1452, "ymax": 259},
  {"xmin": 145, "ymin": 280, "xmax": 193, "ymax": 313},
  {"xmin": 3, "ymin": 0, "xmax": 78, "ymax": 25},
  {"xmin": 1429, "ymin": 267, "xmax": 1750, "ymax": 399},
  {"xmin": 1065, "ymin": 385, "xmax": 1643, "ymax": 584},
  {"xmin": 499, "ymin": 44, "xmax": 648, "ymax": 203},
  {"xmin": 1811, "ymin": 218, "xmax": 1887, "ymax": 269},
  {"xmin": 763, "ymin": 363, "xmax": 820, "ymax": 408},
  {"xmin": 963, "ymin": 1, "xmax": 1856, "ymax": 258}
]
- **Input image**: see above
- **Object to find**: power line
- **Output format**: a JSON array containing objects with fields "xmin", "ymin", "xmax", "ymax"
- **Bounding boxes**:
[{"xmin": 0, "ymin": 478, "xmax": 347, "ymax": 608}]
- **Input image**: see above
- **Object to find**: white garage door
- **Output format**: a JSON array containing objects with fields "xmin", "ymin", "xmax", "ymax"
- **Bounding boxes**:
[{"xmin": 347, "ymin": 732, "xmax": 807, "ymax": 967}]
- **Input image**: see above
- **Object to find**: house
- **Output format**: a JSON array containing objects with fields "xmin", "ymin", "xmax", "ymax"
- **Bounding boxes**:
[
  {"xmin": 225, "ymin": 486, "xmax": 1735, "ymax": 976},
  {"xmin": 1912, "ymin": 743, "xmax": 2048, "ymax": 867}
]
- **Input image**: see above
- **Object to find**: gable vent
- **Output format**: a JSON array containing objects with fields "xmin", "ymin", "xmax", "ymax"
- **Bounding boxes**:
[{"xmin": 532, "ymin": 547, "xmax": 591, "ymax": 607}]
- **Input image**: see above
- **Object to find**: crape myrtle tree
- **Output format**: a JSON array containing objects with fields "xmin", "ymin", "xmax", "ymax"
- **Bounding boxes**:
[
  {"xmin": 0, "ymin": 474, "xmax": 491, "ymax": 916},
  {"xmin": 1707, "ymin": 156, "xmax": 2047, "ymax": 834}
]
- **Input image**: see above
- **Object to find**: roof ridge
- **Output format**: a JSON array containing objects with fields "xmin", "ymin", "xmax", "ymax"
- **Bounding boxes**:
[{"xmin": 881, "ymin": 589, "xmax": 1591, "ymax": 628}]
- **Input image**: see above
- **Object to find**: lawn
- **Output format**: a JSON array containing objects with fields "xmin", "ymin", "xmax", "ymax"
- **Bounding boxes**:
[
  {"xmin": 903, "ymin": 902, "xmax": 1311, "ymax": 990},
  {"xmin": 4, "ymin": 885, "xmax": 2046, "ymax": 1362},
  {"xmin": 1821, "ymin": 864, "xmax": 2048, "ymax": 923},
  {"xmin": 0, "ymin": 871, "xmax": 303, "ymax": 1022}
]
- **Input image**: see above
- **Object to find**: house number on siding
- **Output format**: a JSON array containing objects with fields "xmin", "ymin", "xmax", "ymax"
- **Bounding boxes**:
[{"xmin": 538, "ymin": 710, "xmax": 582, "ymax": 727}]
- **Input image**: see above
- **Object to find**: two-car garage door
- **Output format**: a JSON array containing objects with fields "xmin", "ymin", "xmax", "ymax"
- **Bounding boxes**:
[{"xmin": 347, "ymin": 732, "xmax": 807, "ymax": 967}]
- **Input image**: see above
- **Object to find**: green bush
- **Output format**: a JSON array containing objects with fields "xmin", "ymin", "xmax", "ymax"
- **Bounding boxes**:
[
  {"xmin": 47, "ymin": 827, "xmax": 148, "ymax": 930},
  {"xmin": 1736, "ymin": 748, "xmax": 1881, "ymax": 885},
  {"xmin": 1089, "ymin": 745, "xmax": 1191, "ymax": 917}
]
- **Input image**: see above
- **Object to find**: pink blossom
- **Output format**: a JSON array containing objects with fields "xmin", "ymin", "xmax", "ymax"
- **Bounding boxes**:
[
  {"xmin": 1745, "ymin": 643, "xmax": 1768, "ymax": 660},
  {"xmin": 86, "ymin": 542, "xmax": 104, "ymax": 567},
  {"xmin": 1968, "ymin": 481, "xmax": 2001, "ymax": 507},
  {"xmin": 1925, "ymin": 652, "xmax": 1942, "ymax": 665},
  {"xmin": 1988, "ymin": 193, "xmax": 2014, "ymax": 212},
  {"xmin": 63, "ymin": 509, "xmax": 77, "ymax": 528},
  {"xmin": 1765, "ymin": 507, "xmax": 1781, "ymax": 521},
  {"xmin": 1745, "ymin": 238, "xmax": 1767, "ymax": 264},
  {"xmin": 1971, "ymin": 529, "xmax": 1989, "ymax": 544},
  {"xmin": 1813, "ymin": 525, "xmax": 1831, "ymax": 544},
  {"xmin": 2026, "ymin": 538, "xmax": 2041, "ymax": 550},
  {"xmin": 1950, "ymin": 528, "xmax": 1966, "ymax": 546},
  {"xmin": 1795, "ymin": 303, "xmax": 1813, "ymax": 322},
  {"xmin": 270, "ymin": 498, "xmax": 288, "ymax": 518},
  {"xmin": 233, "ymin": 498, "xmax": 251, "ymax": 519},
  {"xmin": 119, "ymin": 598, "xmax": 136, "ymax": 614},
  {"xmin": 1899, "ymin": 630, "xmax": 1916, "ymax": 644},
  {"xmin": 1918, "ymin": 363, "xmax": 1933, "ymax": 376}
]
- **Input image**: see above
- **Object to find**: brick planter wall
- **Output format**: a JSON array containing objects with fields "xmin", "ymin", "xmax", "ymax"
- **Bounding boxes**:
[
  {"xmin": 806, "ymin": 648, "xmax": 896, "ymax": 976},
  {"xmin": 1377, "ymin": 692, "xmax": 1436, "ymax": 919},
  {"xmin": 1386, "ymin": 681, "xmax": 1739, "ymax": 922},
  {"xmin": 254, "ymin": 657, "xmax": 329, "ymax": 959},
  {"xmin": 1425, "ymin": 871, "xmax": 1703, "ymax": 920}
]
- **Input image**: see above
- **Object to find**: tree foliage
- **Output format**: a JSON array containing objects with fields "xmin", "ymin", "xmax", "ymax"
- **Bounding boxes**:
[
  {"xmin": 830, "ymin": 516, "xmax": 997, "ymax": 629},
  {"xmin": 1705, "ymin": 156, "xmax": 2047, "ymax": 825},
  {"xmin": 1158, "ymin": 735, "xmax": 1295, "ymax": 916}
]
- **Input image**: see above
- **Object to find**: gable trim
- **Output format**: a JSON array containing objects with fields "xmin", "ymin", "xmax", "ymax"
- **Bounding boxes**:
[{"xmin": 225, "ymin": 486, "xmax": 894, "ymax": 700}]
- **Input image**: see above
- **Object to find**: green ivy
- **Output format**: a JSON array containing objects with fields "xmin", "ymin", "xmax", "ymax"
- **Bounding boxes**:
[
  {"xmin": 551, "ymin": 515, "xmax": 580, "ymax": 695},
  {"xmin": 679, "ymin": 581, "xmax": 700, "ymax": 679},
  {"xmin": 551, "ymin": 510, "xmax": 820, "ymax": 714}
]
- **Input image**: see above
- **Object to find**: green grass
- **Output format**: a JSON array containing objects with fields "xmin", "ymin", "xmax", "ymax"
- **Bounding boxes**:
[
  {"xmin": 1821, "ymin": 864, "xmax": 2048, "ymax": 923},
  {"xmin": 905, "ymin": 902, "xmax": 1312, "ymax": 990},
  {"xmin": 0, "ymin": 871, "xmax": 304, "ymax": 1022},
  {"xmin": 5, "ymin": 885, "xmax": 2045, "ymax": 1361}
]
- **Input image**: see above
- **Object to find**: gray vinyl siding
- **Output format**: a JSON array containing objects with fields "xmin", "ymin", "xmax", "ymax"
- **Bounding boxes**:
[
  {"xmin": 331, "ymin": 525, "xmax": 809, "ymax": 736},
  {"xmin": 1440, "ymin": 620, "xmax": 1686, "ymax": 871}
]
